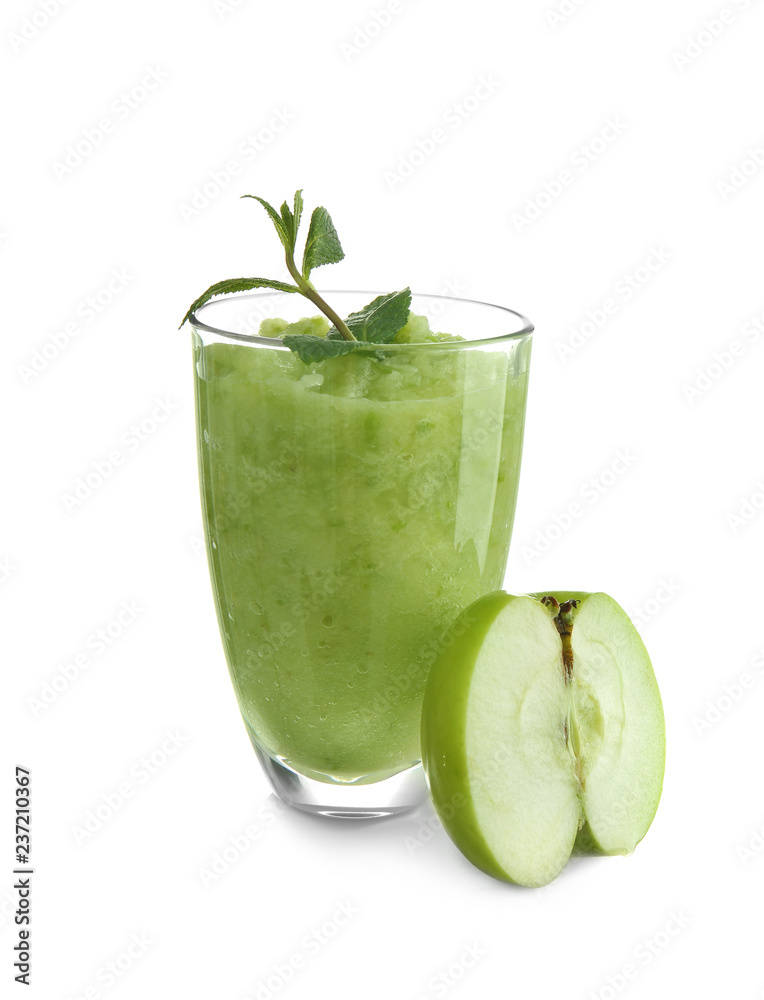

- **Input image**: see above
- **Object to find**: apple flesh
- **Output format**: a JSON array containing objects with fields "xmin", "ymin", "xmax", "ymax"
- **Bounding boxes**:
[{"xmin": 420, "ymin": 592, "xmax": 665, "ymax": 887}]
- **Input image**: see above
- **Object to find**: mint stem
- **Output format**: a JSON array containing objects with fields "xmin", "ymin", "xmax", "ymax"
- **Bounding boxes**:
[{"xmin": 284, "ymin": 253, "xmax": 355, "ymax": 341}]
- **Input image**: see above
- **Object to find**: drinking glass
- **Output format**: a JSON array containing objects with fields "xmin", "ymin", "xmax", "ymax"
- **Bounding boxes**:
[{"xmin": 190, "ymin": 291, "xmax": 533, "ymax": 817}]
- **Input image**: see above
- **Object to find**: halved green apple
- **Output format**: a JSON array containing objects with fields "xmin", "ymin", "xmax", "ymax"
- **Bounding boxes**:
[{"xmin": 420, "ymin": 592, "xmax": 665, "ymax": 887}]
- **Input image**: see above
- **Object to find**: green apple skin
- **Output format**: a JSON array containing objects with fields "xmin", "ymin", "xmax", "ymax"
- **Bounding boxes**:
[
  {"xmin": 421, "ymin": 590, "xmax": 666, "ymax": 884},
  {"xmin": 421, "ymin": 591, "xmax": 523, "ymax": 883}
]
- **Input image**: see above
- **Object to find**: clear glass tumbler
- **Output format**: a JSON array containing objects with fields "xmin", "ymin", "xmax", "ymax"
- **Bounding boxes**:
[{"xmin": 190, "ymin": 291, "xmax": 533, "ymax": 817}]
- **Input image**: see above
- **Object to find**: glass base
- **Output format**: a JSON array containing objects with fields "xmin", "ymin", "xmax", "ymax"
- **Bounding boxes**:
[{"xmin": 252, "ymin": 744, "xmax": 428, "ymax": 819}]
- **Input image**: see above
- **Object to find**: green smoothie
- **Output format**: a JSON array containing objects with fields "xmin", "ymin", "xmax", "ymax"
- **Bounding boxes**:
[{"xmin": 194, "ymin": 312, "xmax": 530, "ymax": 782}]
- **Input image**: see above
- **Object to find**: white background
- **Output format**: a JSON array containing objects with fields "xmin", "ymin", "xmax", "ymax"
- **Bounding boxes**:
[{"xmin": 3, "ymin": 0, "xmax": 764, "ymax": 997}]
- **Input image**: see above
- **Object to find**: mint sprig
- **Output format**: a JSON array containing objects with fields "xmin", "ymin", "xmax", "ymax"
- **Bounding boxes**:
[{"xmin": 180, "ymin": 191, "xmax": 412, "ymax": 363}]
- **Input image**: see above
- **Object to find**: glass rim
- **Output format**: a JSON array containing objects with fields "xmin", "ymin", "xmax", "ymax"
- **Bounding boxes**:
[{"xmin": 188, "ymin": 289, "xmax": 534, "ymax": 350}]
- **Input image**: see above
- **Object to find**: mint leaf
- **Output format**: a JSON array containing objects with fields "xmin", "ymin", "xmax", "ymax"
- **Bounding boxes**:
[
  {"xmin": 280, "ymin": 202, "xmax": 295, "ymax": 246},
  {"xmin": 338, "ymin": 288, "xmax": 412, "ymax": 343},
  {"xmin": 279, "ymin": 189, "xmax": 303, "ymax": 252},
  {"xmin": 179, "ymin": 276, "xmax": 299, "ymax": 328},
  {"xmin": 242, "ymin": 195, "xmax": 289, "ymax": 249},
  {"xmin": 292, "ymin": 190, "xmax": 303, "ymax": 240},
  {"xmin": 302, "ymin": 207, "xmax": 344, "ymax": 279},
  {"xmin": 282, "ymin": 334, "xmax": 361, "ymax": 363}
]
